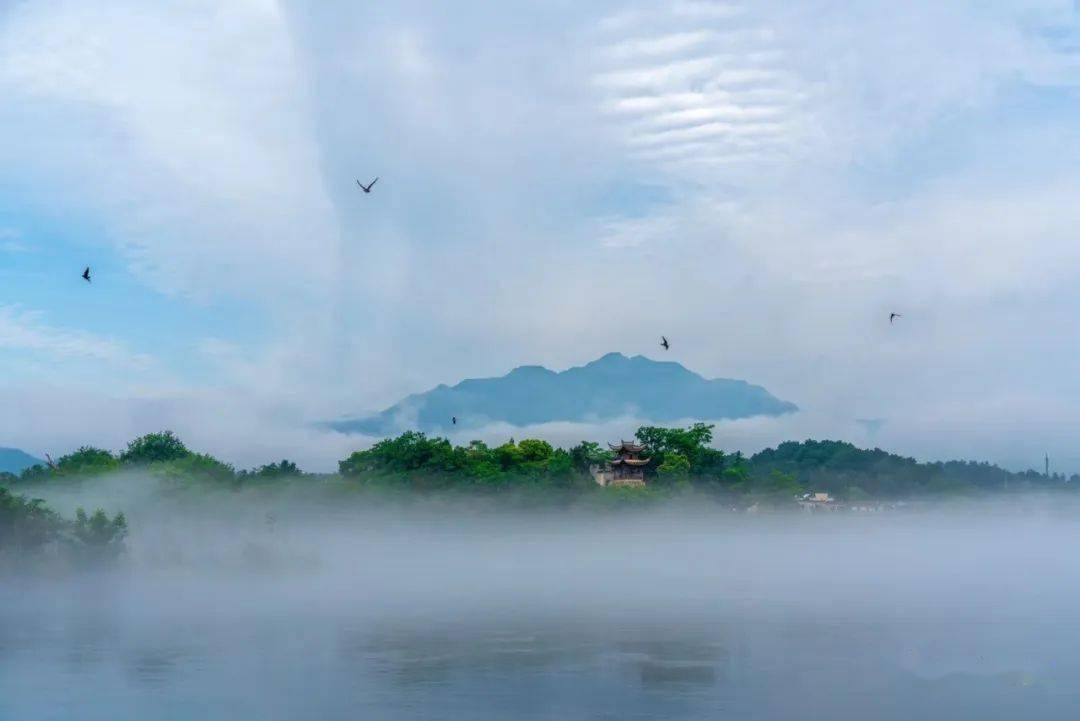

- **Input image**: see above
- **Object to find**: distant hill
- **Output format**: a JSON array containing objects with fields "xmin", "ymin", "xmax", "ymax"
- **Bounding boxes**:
[
  {"xmin": 0, "ymin": 447, "xmax": 43, "ymax": 475},
  {"xmin": 748, "ymin": 439, "xmax": 1059, "ymax": 497},
  {"xmin": 329, "ymin": 352, "xmax": 797, "ymax": 435}
]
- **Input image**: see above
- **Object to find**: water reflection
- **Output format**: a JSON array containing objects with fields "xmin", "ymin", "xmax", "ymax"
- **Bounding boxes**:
[
  {"xmin": 3, "ymin": 510, "xmax": 1080, "ymax": 720},
  {"xmin": 126, "ymin": 646, "xmax": 188, "ymax": 687}
]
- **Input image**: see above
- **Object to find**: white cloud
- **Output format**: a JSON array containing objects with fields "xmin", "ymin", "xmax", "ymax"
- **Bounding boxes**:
[
  {"xmin": 592, "ymin": 4, "xmax": 810, "ymax": 170},
  {"xmin": 602, "ymin": 30, "xmax": 717, "ymax": 61},
  {"xmin": 0, "ymin": 228, "xmax": 30, "ymax": 253},
  {"xmin": 0, "ymin": 305, "xmax": 150, "ymax": 369},
  {"xmin": 0, "ymin": 0, "xmax": 339, "ymax": 303}
]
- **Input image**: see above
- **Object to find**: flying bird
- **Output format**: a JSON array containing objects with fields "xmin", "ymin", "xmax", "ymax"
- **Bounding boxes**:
[
  {"xmin": 82, "ymin": 267, "xmax": 91, "ymax": 283},
  {"xmin": 660, "ymin": 336, "xmax": 670, "ymax": 350},
  {"xmin": 889, "ymin": 313, "xmax": 901, "ymax": 324},
  {"xmin": 452, "ymin": 416, "xmax": 457, "ymax": 425},
  {"xmin": 356, "ymin": 177, "xmax": 379, "ymax": 194}
]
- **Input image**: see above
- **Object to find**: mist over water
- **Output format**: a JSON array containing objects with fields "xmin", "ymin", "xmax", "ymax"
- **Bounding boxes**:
[{"xmin": 3, "ymin": 490, "xmax": 1080, "ymax": 720}]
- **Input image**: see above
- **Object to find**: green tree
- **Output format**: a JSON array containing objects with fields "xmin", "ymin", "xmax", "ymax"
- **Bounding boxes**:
[
  {"xmin": 743, "ymin": 439, "xmax": 1038, "ymax": 498},
  {"xmin": 249, "ymin": 459, "xmax": 301, "ymax": 479},
  {"xmin": 120, "ymin": 431, "xmax": 190, "ymax": 465},
  {"xmin": 0, "ymin": 490, "xmax": 130, "ymax": 566},
  {"xmin": 151, "ymin": 453, "xmax": 235, "ymax": 485},
  {"xmin": 494, "ymin": 440, "xmax": 525, "ymax": 470},
  {"xmin": 461, "ymin": 441, "xmax": 502, "ymax": 483},
  {"xmin": 656, "ymin": 452, "xmax": 691, "ymax": 484},
  {"xmin": 518, "ymin": 439, "xmax": 554, "ymax": 463},
  {"xmin": 720, "ymin": 456, "xmax": 751, "ymax": 492},
  {"xmin": 337, "ymin": 432, "xmax": 597, "ymax": 491},
  {"xmin": 636, "ymin": 423, "xmax": 714, "ymax": 461},
  {"xmin": 344, "ymin": 432, "xmax": 453, "ymax": 474},
  {"xmin": 338, "ymin": 432, "xmax": 469, "ymax": 488},
  {"xmin": 568, "ymin": 441, "xmax": 611, "ymax": 472},
  {"xmin": 55, "ymin": 446, "xmax": 119, "ymax": 476},
  {"xmin": 544, "ymin": 449, "xmax": 576, "ymax": 487},
  {"xmin": 0, "ymin": 487, "xmax": 62, "ymax": 554},
  {"xmin": 752, "ymin": 470, "xmax": 802, "ymax": 504},
  {"xmin": 18, "ymin": 464, "xmax": 50, "ymax": 483},
  {"xmin": 635, "ymin": 423, "xmax": 721, "ymax": 484},
  {"xmin": 71, "ymin": 507, "xmax": 128, "ymax": 562}
]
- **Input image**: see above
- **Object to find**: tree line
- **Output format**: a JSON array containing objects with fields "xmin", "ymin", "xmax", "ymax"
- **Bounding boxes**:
[
  {"xmin": 6, "ymin": 426, "xmax": 1070, "ymax": 567},
  {"xmin": 3, "ymin": 431, "xmax": 302, "ymax": 487},
  {"xmin": 3, "ymin": 425, "xmax": 1072, "ymax": 501},
  {"xmin": 0, "ymin": 486, "xmax": 127, "ymax": 567}
]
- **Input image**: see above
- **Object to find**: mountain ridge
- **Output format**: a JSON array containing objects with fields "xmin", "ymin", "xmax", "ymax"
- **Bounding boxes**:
[
  {"xmin": 328, "ymin": 352, "xmax": 797, "ymax": 435},
  {"xmin": 0, "ymin": 447, "xmax": 43, "ymax": 475}
]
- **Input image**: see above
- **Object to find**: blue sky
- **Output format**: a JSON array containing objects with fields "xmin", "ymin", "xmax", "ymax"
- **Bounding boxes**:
[{"xmin": 3, "ymin": 0, "xmax": 1080, "ymax": 471}]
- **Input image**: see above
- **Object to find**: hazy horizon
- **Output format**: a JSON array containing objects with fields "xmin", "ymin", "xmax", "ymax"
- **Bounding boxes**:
[
  {"xmin": 6, "ymin": 492, "xmax": 1080, "ymax": 720},
  {"xmin": 0, "ymin": 346, "xmax": 1073, "ymax": 476}
]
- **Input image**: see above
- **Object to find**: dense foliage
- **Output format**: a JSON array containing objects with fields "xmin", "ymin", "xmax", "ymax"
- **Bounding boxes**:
[
  {"xmin": 120, "ymin": 431, "xmax": 190, "ymax": 465},
  {"xmin": 0, "ymin": 486, "xmax": 61, "ymax": 554},
  {"xmin": 70, "ymin": 507, "xmax": 129, "ymax": 563},
  {"xmin": 4, "ymin": 427, "xmax": 1072, "ymax": 574},
  {"xmin": 0, "ymin": 486, "xmax": 127, "ymax": 565},
  {"xmin": 242, "ymin": 460, "xmax": 301, "ymax": 481},
  {"xmin": 54, "ymin": 446, "xmax": 120, "ymax": 476},
  {"xmin": 338, "ymin": 432, "xmax": 582, "ymax": 490},
  {"xmin": 2, "ymin": 428, "xmax": 1074, "ymax": 505},
  {"xmin": 8, "ymin": 431, "xmax": 245, "ymax": 488},
  {"xmin": 0, "ymin": 425, "xmax": 1071, "ymax": 579},
  {"xmin": 748, "ymin": 440, "xmax": 1072, "ymax": 499}
]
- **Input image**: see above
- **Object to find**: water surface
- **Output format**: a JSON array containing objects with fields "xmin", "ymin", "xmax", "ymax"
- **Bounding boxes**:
[{"xmin": 2, "ymin": 506, "xmax": 1078, "ymax": 720}]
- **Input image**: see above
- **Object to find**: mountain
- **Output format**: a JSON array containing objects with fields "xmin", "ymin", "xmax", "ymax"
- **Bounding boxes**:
[
  {"xmin": 329, "ymin": 352, "xmax": 797, "ymax": 435},
  {"xmin": 0, "ymin": 447, "xmax": 43, "ymax": 475}
]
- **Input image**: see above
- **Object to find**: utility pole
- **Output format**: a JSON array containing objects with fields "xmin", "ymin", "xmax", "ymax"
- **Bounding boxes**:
[{"xmin": 1046, "ymin": 453, "xmax": 1050, "ymax": 479}]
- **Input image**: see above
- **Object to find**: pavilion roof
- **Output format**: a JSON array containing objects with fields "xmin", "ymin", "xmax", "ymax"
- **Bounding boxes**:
[
  {"xmin": 608, "ymin": 440, "xmax": 647, "ymax": 453},
  {"xmin": 611, "ymin": 458, "xmax": 650, "ymax": 466}
]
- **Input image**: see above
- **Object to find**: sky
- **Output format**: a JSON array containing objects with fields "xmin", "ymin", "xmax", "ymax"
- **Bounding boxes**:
[{"xmin": 3, "ymin": 0, "xmax": 1080, "ymax": 471}]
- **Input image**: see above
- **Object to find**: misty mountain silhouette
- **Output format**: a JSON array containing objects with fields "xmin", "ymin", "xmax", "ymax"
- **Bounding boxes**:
[
  {"xmin": 0, "ymin": 447, "xmax": 43, "ymax": 475},
  {"xmin": 328, "ymin": 352, "xmax": 797, "ymax": 435}
]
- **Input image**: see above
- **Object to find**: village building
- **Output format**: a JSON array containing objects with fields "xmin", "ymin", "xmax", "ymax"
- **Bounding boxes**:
[
  {"xmin": 797, "ymin": 491, "xmax": 835, "ymax": 512},
  {"xmin": 591, "ymin": 441, "xmax": 650, "ymax": 487}
]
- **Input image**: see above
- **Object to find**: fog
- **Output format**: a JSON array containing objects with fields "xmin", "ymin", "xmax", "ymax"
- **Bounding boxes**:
[{"xmin": 4, "ymin": 485, "xmax": 1080, "ymax": 720}]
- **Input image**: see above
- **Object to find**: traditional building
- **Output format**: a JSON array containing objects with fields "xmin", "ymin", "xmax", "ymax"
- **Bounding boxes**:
[
  {"xmin": 797, "ymin": 491, "xmax": 835, "ymax": 512},
  {"xmin": 591, "ymin": 440, "xmax": 650, "ymax": 487}
]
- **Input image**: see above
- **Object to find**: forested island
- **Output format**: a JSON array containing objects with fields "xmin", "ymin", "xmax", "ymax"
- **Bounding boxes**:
[
  {"xmin": 2, "ymin": 422, "xmax": 1075, "ymax": 567},
  {"xmin": 4, "ymin": 424, "xmax": 1070, "ymax": 498}
]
